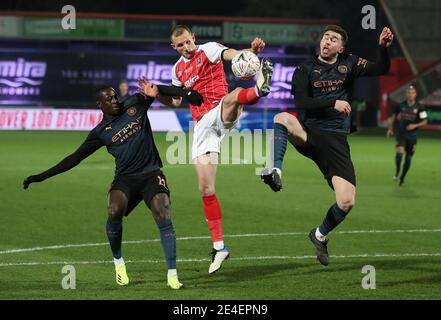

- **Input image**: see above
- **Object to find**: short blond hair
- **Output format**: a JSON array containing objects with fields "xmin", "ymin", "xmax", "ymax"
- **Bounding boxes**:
[{"xmin": 170, "ymin": 25, "xmax": 192, "ymax": 41}]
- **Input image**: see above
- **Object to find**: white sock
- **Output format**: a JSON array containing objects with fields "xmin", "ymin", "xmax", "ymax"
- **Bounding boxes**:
[
  {"xmin": 254, "ymin": 86, "xmax": 260, "ymax": 97},
  {"xmin": 315, "ymin": 228, "xmax": 326, "ymax": 242},
  {"xmin": 273, "ymin": 167, "xmax": 282, "ymax": 177},
  {"xmin": 167, "ymin": 269, "xmax": 177, "ymax": 278},
  {"xmin": 113, "ymin": 257, "xmax": 125, "ymax": 266},
  {"xmin": 213, "ymin": 241, "xmax": 224, "ymax": 251}
]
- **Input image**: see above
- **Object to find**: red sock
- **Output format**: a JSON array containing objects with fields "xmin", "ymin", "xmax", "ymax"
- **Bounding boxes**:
[
  {"xmin": 237, "ymin": 87, "xmax": 260, "ymax": 105},
  {"xmin": 202, "ymin": 194, "xmax": 223, "ymax": 242}
]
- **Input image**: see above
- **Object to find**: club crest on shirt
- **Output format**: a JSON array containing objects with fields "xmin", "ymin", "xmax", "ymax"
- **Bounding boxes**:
[
  {"xmin": 127, "ymin": 106, "xmax": 137, "ymax": 116},
  {"xmin": 338, "ymin": 65, "xmax": 348, "ymax": 74},
  {"xmin": 196, "ymin": 57, "xmax": 202, "ymax": 66}
]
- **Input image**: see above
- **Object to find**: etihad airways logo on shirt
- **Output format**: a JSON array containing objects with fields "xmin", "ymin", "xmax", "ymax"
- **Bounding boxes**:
[
  {"xmin": 397, "ymin": 110, "xmax": 418, "ymax": 122},
  {"xmin": 112, "ymin": 116, "xmax": 142, "ymax": 143},
  {"xmin": 313, "ymin": 79, "xmax": 345, "ymax": 93}
]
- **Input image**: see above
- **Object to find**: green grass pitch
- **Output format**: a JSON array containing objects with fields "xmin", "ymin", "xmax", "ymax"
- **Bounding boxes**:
[{"xmin": 0, "ymin": 130, "xmax": 440, "ymax": 299}]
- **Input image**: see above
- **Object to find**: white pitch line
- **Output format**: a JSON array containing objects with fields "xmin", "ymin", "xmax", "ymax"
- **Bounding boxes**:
[
  {"xmin": 1, "ymin": 229, "xmax": 441, "ymax": 255},
  {"xmin": 1, "ymin": 252, "xmax": 441, "ymax": 268}
]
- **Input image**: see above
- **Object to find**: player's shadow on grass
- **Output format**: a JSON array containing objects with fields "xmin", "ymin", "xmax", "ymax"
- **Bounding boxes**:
[
  {"xmin": 184, "ymin": 256, "xmax": 441, "ymax": 287},
  {"xmin": 392, "ymin": 187, "xmax": 420, "ymax": 198},
  {"xmin": 183, "ymin": 260, "xmax": 345, "ymax": 286}
]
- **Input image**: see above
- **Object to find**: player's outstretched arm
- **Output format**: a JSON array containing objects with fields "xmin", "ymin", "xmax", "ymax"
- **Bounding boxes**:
[
  {"xmin": 352, "ymin": 27, "xmax": 394, "ymax": 77},
  {"xmin": 138, "ymin": 78, "xmax": 203, "ymax": 107},
  {"xmin": 157, "ymin": 85, "xmax": 203, "ymax": 106},
  {"xmin": 23, "ymin": 133, "xmax": 102, "ymax": 189},
  {"xmin": 222, "ymin": 37, "xmax": 266, "ymax": 61}
]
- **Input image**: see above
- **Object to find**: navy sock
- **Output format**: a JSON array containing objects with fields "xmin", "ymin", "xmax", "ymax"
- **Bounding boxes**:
[
  {"xmin": 106, "ymin": 219, "xmax": 122, "ymax": 259},
  {"xmin": 157, "ymin": 218, "xmax": 176, "ymax": 270},
  {"xmin": 273, "ymin": 123, "xmax": 288, "ymax": 170},
  {"xmin": 395, "ymin": 152, "xmax": 403, "ymax": 177},
  {"xmin": 400, "ymin": 155, "xmax": 412, "ymax": 182},
  {"xmin": 319, "ymin": 203, "xmax": 348, "ymax": 236}
]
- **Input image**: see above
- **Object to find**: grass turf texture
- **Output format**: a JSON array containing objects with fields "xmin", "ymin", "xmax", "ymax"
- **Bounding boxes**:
[{"xmin": 0, "ymin": 130, "xmax": 440, "ymax": 299}]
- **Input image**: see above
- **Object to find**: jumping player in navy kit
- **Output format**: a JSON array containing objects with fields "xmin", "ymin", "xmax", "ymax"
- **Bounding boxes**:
[{"xmin": 261, "ymin": 25, "xmax": 394, "ymax": 266}]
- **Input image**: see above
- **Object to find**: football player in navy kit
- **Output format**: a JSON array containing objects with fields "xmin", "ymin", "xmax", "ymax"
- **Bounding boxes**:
[
  {"xmin": 261, "ymin": 25, "xmax": 394, "ymax": 266},
  {"xmin": 387, "ymin": 85, "xmax": 428, "ymax": 186},
  {"xmin": 23, "ymin": 83, "xmax": 202, "ymax": 289}
]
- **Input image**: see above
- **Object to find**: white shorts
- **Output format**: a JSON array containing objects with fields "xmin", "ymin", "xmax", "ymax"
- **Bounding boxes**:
[{"xmin": 191, "ymin": 99, "xmax": 241, "ymax": 160}]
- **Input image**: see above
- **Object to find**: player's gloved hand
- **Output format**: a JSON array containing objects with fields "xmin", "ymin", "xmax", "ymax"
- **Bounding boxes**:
[
  {"xmin": 23, "ymin": 175, "xmax": 39, "ymax": 189},
  {"xmin": 184, "ymin": 89, "xmax": 204, "ymax": 106}
]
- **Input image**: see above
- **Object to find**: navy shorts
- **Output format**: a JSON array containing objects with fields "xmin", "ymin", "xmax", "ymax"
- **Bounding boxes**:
[
  {"xmin": 109, "ymin": 170, "xmax": 170, "ymax": 216},
  {"xmin": 294, "ymin": 125, "xmax": 356, "ymax": 189}
]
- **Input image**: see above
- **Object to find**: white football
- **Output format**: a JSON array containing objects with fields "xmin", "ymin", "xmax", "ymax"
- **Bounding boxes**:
[{"xmin": 231, "ymin": 51, "xmax": 260, "ymax": 80}]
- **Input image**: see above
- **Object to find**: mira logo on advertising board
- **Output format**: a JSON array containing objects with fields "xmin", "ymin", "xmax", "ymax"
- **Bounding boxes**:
[
  {"xmin": 126, "ymin": 61, "xmax": 173, "ymax": 86},
  {"xmin": 0, "ymin": 58, "xmax": 46, "ymax": 96},
  {"xmin": 268, "ymin": 63, "xmax": 295, "ymax": 100}
]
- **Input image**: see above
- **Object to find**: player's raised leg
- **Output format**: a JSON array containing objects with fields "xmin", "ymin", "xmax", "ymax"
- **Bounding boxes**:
[
  {"xmin": 309, "ymin": 176, "xmax": 355, "ymax": 266},
  {"xmin": 107, "ymin": 190, "xmax": 129, "ymax": 285},
  {"xmin": 148, "ymin": 193, "xmax": 182, "ymax": 289},
  {"xmin": 221, "ymin": 58, "xmax": 274, "ymax": 124},
  {"xmin": 261, "ymin": 112, "xmax": 307, "ymax": 191},
  {"xmin": 194, "ymin": 153, "xmax": 229, "ymax": 274}
]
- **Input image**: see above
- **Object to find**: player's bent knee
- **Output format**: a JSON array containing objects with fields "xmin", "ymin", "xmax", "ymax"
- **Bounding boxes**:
[
  {"xmin": 274, "ymin": 112, "xmax": 292, "ymax": 125},
  {"xmin": 338, "ymin": 197, "xmax": 355, "ymax": 213},
  {"xmin": 274, "ymin": 112, "xmax": 301, "ymax": 131},
  {"xmin": 152, "ymin": 208, "xmax": 170, "ymax": 224},
  {"xmin": 199, "ymin": 184, "xmax": 215, "ymax": 196},
  {"xmin": 107, "ymin": 204, "xmax": 125, "ymax": 221},
  {"xmin": 224, "ymin": 87, "xmax": 243, "ymax": 107}
]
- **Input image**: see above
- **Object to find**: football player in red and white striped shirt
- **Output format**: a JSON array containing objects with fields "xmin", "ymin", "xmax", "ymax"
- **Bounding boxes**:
[{"xmin": 144, "ymin": 25, "xmax": 273, "ymax": 274}]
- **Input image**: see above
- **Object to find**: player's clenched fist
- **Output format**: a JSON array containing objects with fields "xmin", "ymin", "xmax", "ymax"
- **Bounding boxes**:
[
  {"xmin": 379, "ymin": 27, "xmax": 394, "ymax": 47},
  {"xmin": 251, "ymin": 37, "xmax": 265, "ymax": 54}
]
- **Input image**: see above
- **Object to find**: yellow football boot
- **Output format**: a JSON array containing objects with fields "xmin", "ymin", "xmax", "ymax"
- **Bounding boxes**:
[{"xmin": 115, "ymin": 263, "xmax": 129, "ymax": 286}]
